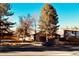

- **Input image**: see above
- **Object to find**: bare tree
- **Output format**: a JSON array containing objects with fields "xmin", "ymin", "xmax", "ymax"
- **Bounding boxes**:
[{"xmin": 16, "ymin": 14, "xmax": 33, "ymax": 41}]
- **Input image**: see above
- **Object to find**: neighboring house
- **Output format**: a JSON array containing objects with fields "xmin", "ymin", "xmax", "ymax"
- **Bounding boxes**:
[
  {"xmin": 64, "ymin": 29, "xmax": 79, "ymax": 38},
  {"xmin": 33, "ymin": 31, "xmax": 60, "ymax": 42}
]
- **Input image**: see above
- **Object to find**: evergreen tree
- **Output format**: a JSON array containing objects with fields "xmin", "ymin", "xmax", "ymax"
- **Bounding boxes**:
[
  {"xmin": 39, "ymin": 4, "xmax": 59, "ymax": 43},
  {"xmin": 0, "ymin": 3, "xmax": 15, "ymax": 39}
]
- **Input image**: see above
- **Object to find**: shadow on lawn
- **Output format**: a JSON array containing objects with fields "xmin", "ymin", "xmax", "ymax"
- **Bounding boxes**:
[{"xmin": 0, "ymin": 45, "xmax": 79, "ymax": 53}]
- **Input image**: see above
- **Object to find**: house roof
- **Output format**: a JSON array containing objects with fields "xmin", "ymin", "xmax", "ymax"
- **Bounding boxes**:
[{"xmin": 64, "ymin": 29, "xmax": 79, "ymax": 32}]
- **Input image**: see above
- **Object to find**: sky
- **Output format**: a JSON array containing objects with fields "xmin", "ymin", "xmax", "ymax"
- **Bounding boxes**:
[{"xmin": 10, "ymin": 3, "xmax": 79, "ymax": 29}]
